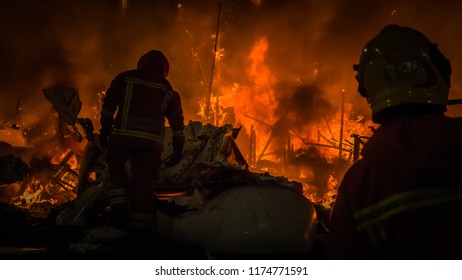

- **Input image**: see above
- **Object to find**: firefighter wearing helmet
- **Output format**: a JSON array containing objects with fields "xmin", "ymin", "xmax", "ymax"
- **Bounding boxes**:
[
  {"xmin": 100, "ymin": 50, "xmax": 185, "ymax": 236},
  {"xmin": 328, "ymin": 25, "xmax": 462, "ymax": 259}
]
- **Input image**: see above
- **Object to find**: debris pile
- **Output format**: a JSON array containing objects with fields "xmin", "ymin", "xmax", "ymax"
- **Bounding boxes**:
[{"xmin": 0, "ymin": 88, "xmax": 327, "ymax": 257}]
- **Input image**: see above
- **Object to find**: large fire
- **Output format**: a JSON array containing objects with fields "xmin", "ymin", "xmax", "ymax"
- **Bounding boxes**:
[
  {"xmin": 201, "ymin": 36, "xmax": 374, "ymax": 159},
  {"xmin": 0, "ymin": 1, "xmax": 386, "ymax": 215},
  {"xmin": 198, "ymin": 36, "xmax": 375, "ymax": 201}
]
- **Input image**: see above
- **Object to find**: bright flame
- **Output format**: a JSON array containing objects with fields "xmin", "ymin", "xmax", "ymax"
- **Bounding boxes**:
[
  {"xmin": 198, "ymin": 36, "xmax": 376, "ymax": 163},
  {"xmin": 224, "ymin": 36, "xmax": 278, "ymax": 152},
  {"xmin": 197, "ymin": 35, "xmax": 376, "ymax": 201},
  {"xmin": 13, "ymin": 150, "xmax": 80, "ymax": 210},
  {"xmin": 17, "ymin": 178, "xmax": 45, "ymax": 207},
  {"xmin": 304, "ymin": 174, "xmax": 338, "ymax": 207},
  {"xmin": 198, "ymin": 36, "xmax": 277, "ymax": 130}
]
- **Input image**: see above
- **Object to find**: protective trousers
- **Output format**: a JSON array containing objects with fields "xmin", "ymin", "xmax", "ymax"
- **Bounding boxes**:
[{"xmin": 106, "ymin": 143, "xmax": 161, "ymax": 232}]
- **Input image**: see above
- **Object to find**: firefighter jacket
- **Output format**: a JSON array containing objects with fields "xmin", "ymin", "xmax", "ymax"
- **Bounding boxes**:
[
  {"xmin": 327, "ymin": 113, "xmax": 462, "ymax": 259},
  {"xmin": 100, "ymin": 51, "xmax": 185, "ymax": 152}
]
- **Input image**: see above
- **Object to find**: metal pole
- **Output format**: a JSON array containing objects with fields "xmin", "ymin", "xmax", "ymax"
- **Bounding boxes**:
[
  {"xmin": 205, "ymin": 0, "xmax": 223, "ymax": 123},
  {"xmin": 248, "ymin": 125, "xmax": 254, "ymax": 167},
  {"xmin": 338, "ymin": 89, "xmax": 345, "ymax": 158},
  {"xmin": 251, "ymin": 126, "xmax": 256, "ymax": 167},
  {"xmin": 215, "ymin": 95, "xmax": 220, "ymax": 126}
]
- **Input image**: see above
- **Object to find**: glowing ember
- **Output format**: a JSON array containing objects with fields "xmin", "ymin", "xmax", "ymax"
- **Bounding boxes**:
[{"xmin": 215, "ymin": 48, "xmax": 225, "ymax": 61}]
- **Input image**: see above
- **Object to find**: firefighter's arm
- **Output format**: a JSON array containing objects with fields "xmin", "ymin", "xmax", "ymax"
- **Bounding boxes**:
[
  {"xmin": 99, "ymin": 114, "xmax": 113, "ymax": 149},
  {"xmin": 165, "ymin": 91, "xmax": 185, "ymax": 167},
  {"xmin": 99, "ymin": 78, "xmax": 120, "ymax": 148}
]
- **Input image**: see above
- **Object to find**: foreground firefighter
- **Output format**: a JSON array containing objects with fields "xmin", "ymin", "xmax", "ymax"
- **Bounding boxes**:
[
  {"xmin": 328, "ymin": 24, "xmax": 462, "ymax": 259},
  {"xmin": 100, "ymin": 50, "xmax": 185, "ymax": 235}
]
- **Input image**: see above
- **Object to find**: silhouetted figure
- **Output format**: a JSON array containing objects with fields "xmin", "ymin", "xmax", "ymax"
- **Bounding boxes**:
[
  {"xmin": 100, "ymin": 50, "xmax": 185, "ymax": 235},
  {"xmin": 328, "ymin": 25, "xmax": 462, "ymax": 259}
]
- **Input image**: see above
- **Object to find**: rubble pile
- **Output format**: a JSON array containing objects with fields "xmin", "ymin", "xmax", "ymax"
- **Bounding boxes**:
[
  {"xmin": 0, "ymin": 88, "xmax": 329, "ymax": 258},
  {"xmin": 158, "ymin": 121, "xmax": 303, "ymax": 199}
]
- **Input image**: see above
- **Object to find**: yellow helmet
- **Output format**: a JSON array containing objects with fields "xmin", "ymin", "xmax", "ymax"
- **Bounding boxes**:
[{"xmin": 354, "ymin": 24, "xmax": 451, "ymax": 121}]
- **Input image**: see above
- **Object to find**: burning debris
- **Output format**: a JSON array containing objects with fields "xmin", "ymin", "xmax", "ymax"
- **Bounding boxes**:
[
  {"xmin": 0, "ymin": 88, "xmax": 91, "ymax": 220},
  {"xmin": 0, "ymin": 3, "xmax": 379, "ymax": 258},
  {"xmin": 0, "ymin": 87, "xmax": 340, "ymax": 258},
  {"xmin": 2, "ymin": 150, "xmax": 80, "ymax": 219}
]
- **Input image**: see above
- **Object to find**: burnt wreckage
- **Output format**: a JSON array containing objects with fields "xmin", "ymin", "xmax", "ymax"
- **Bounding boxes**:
[{"xmin": 0, "ymin": 87, "xmax": 338, "ymax": 259}]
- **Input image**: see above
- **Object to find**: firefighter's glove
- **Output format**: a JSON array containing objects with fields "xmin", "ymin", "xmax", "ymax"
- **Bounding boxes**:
[{"xmin": 165, "ymin": 136, "xmax": 184, "ymax": 168}]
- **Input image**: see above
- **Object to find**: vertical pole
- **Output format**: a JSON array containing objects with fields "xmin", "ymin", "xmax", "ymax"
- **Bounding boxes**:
[
  {"xmin": 248, "ymin": 125, "xmax": 253, "ymax": 167},
  {"xmin": 339, "ymin": 89, "xmax": 345, "ymax": 158},
  {"xmin": 205, "ymin": 0, "xmax": 223, "ymax": 124},
  {"xmin": 215, "ymin": 95, "xmax": 220, "ymax": 126},
  {"xmin": 249, "ymin": 125, "xmax": 257, "ymax": 168},
  {"xmin": 352, "ymin": 134, "xmax": 361, "ymax": 162},
  {"xmin": 252, "ymin": 128, "xmax": 257, "ymax": 167},
  {"xmin": 257, "ymin": 132, "xmax": 274, "ymax": 165}
]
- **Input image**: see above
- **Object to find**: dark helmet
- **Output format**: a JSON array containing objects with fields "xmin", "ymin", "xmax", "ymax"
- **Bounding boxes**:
[
  {"xmin": 354, "ymin": 24, "xmax": 451, "ymax": 121},
  {"xmin": 137, "ymin": 50, "xmax": 170, "ymax": 78}
]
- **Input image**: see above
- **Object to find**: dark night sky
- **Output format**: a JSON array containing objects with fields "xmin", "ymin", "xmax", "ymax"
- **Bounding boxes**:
[{"xmin": 1, "ymin": 0, "xmax": 462, "ymax": 132}]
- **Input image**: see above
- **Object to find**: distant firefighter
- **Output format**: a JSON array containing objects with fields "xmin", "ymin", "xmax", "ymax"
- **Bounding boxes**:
[
  {"xmin": 328, "ymin": 24, "xmax": 462, "ymax": 259},
  {"xmin": 99, "ymin": 50, "xmax": 185, "ymax": 235}
]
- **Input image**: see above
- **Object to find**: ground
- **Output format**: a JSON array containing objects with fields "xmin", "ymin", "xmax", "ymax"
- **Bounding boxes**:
[{"xmin": 0, "ymin": 202, "xmax": 327, "ymax": 260}]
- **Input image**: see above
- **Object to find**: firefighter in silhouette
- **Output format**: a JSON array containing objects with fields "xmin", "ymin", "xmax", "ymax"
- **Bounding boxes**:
[
  {"xmin": 99, "ymin": 50, "xmax": 185, "ymax": 234},
  {"xmin": 328, "ymin": 25, "xmax": 462, "ymax": 259}
]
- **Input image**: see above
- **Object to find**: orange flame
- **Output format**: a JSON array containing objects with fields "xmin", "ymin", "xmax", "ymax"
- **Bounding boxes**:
[
  {"xmin": 197, "ymin": 36, "xmax": 376, "ymax": 204},
  {"xmin": 13, "ymin": 150, "xmax": 80, "ymax": 210}
]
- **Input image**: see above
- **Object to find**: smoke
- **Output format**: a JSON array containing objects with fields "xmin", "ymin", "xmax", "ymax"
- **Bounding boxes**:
[
  {"xmin": 313, "ymin": 0, "xmax": 462, "ymax": 116},
  {"xmin": 274, "ymin": 82, "xmax": 334, "ymax": 127},
  {"xmin": 0, "ymin": 1, "xmax": 181, "ymax": 127}
]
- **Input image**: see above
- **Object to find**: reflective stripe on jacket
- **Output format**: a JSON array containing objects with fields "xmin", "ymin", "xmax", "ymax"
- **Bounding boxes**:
[
  {"xmin": 354, "ymin": 184, "xmax": 462, "ymax": 253},
  {"xmin": 111, "ymin": 77, "xmax": 174, "ymax": 144},
  {"xmin": 101, "ymin": 69, "xmax": 185, "ymax": 151},
  {"xmin": 327, "ymin": 113, "xmax": 462, "ymax": 259}
]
